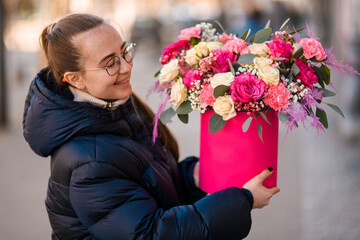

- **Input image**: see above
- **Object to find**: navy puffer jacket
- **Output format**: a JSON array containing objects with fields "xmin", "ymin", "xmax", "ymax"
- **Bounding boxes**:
[{"xmin": 23, "ymin": 68, "xmax": 253, "ymax": 240}]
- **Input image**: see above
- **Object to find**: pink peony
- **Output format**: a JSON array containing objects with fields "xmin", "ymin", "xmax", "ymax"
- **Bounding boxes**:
[
  {"xmin": 182, "ymin": 70, "xmax": 202, "ymax": 90},
  {"xmin": 300, "ymin": 38, "xmax": 327, "ymax": 61},
  {"xmin": 199, "ymin": 84, "xmax": 216, "ymax": 107},
  {"xmin": 210, "ymin": 49, "xmax": 238, "ymax": 74},
  {"xmin": 295, "ymin": 59, "xmax": 318, "ymax": 88},
  {"xmin": 263, "ymin": 83, "xmax": 291, "ymax": 111},
  {"xmin": 160, "ymin": 40, "xmax": 190, "ymax": 64},
  {"xmin": 230, "ymin": 73, "xmax": 266, "ymax": 103},
  {"xmin": 266, "ymin": 38, "xmax": 293, "ymax": 62},
  {"xmin": 178, "ymin": 27, "xmax": 202, "ymax": 41},
  {"xmin": 222, "ymin": 38, "xmax": 249, "ymax": 55}
]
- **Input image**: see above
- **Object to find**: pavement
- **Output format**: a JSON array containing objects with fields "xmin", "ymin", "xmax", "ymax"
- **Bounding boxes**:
[{"xmin": 0, "ymin": 44, "xmax": 359, "ymax": 240}]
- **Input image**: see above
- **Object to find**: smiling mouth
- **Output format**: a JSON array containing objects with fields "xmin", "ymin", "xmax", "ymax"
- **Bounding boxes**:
[{"xmin": 114, "ymin": 79, "xmax": 130, "ymax": 85}]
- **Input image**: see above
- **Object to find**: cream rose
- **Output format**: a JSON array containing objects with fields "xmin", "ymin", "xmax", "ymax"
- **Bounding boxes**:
[
  {"xmin": 249, "ymin": 43, "xmax": 270, "ymax": 57},
  {"xmin": 254, "ymin": 56, "xmax": 273, "ymax": 70},
  {"xmin": 206, "ymin": 41, "xmax": 223, "ymax": 52},
  {"xmin": 213, "ymin": 95, "xmax": 236, "ymax": 121},
  {"xmin": 159, "ymin": 59, "xmax": 180, "ymax": 86},
  {"xmin": 170, "ymin": 78, "xmax": 188, "ymax": 107},
  {"xmin": 292, "ymin": 43, "xmax": 302, "ymax": 55},
  {"xmin": 185, "ymin": 48, "xmax": 201, "ymax": 66},
  {"xmin": 194, "ymin": 42, "xmax": 209, "ymax": 57},
  {"xmin": 210, "ymin": 72, "xmax": 234, "ymax": 88},
  {"xmin": 257, "ymin": 65, "xmax": 280, "ymax": 85}
]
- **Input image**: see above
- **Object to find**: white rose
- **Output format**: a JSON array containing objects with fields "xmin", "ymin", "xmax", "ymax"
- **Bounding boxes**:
[
  {"xmin": 206, "ymin": 41, "xmax": 223, "ymax": 52},
  {"xmin": 159, "ymin": 59, "xmax": 180, "ymax": 86},
  {"xmin": 185, "ymin": 48, "xmax": 201, "ymax": 66},
  {"xmin": 248, "ymin": 43, "xmax": 270, "ymax": 57},
  {"xmin": 210, "ymin": 72, "xmax": 234, "ymax": 88},
  {"xmin": 194, "ymin": 42, "xmax": 209, "ymax": 57},
  {"xmin": 257, "ymin": 65, "xmax": 280, "ymax": 85},
  {"xmin": 170, "ymin": 78, "xmax": 188, "ymax": 107},
  {"xmin": 213, "ymin": 95, "xmax": 236, "ymax": 121},
  {"xmin": 253, "ymin": 56, "xmax": 273, "ymax": 70}
]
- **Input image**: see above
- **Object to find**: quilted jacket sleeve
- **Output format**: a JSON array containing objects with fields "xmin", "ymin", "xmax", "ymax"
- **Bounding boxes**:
[{"xmin": 69, "ymin": 161, "xmax": 252, "ymax": 240}]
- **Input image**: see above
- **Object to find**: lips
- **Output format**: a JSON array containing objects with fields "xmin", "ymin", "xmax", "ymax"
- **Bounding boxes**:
[{"xmin": 114, "ymin": 78, "xmax": 130, "ymax": 85}]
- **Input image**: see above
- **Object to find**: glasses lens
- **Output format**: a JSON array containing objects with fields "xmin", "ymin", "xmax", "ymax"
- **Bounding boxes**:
[
  {"xmin": 105, "ymin": 56, "xmax": 121, "ymax": 76},
  {"xmin": 124, "ymin": 43, "xmax": 136, "ymax": 63}
]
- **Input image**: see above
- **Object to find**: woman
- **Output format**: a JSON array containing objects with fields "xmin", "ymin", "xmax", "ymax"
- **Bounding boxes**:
[{"xmin": 23, "ymin": 13, "xmax": 279, "ymax": 240}]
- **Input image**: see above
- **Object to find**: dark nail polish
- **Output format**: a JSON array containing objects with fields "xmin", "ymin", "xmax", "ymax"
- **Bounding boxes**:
[{"xmin": 268, "ymin": 167, "xmax": 273, "ymax": 172}]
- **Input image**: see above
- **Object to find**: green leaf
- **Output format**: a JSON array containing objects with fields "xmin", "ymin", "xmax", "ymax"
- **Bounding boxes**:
[
  {"xmin": 259, "ymin": 112, "xmax": 272, "ymax": 125},
  {"xmin": 213, "ymin": 85, "xmax": 230, "ymax": 98},
  {"xmin": 319, "ymin": 88, "xmax": 336, "ymax": 97},
  {"xmin": 214, "ymin": 20, "xmax": 226, "ymax": 33},
  {"xmin": 257, "ymin": 124, "xmax": 264, "ymax": 143},
  {"xmin": 279, "ymin": 68, "xmax": 290, "ymax": 76},
  {"xmin": 325, "ymin": 103, "xmax": 345, "ymax": 118},
  {"xmin": 316, "ymin": 108, "xmax": 328, "ymax": 129},
  {"xmin": 154, "ymin": 70, "xmax": 161, "ymax": 78},
  {"xmin": 279, "ymin": 18, "xmax": 290, "ymax": 31},
  {"xmin": 249, "ymin": 34, "xmax": 255, "ymax": 43},
  {"xmin": 254, "ymin": 28, "xmax": 272, "ymax": 43},
  {"xmin": 242, "ymin": 116, "xmax": 253, "ymax": 132},
  {"xmin": 278, "ymin": 112, "xmax": 289, "ymax": 122},
  {"xmin": 320, "ymin": 65, "xmax": 331, "ymax": 85},
  {"xmin": 313, "ymin": 66, "xmax": 327, "ymax": 88},
  {"xmin": 276, "ymin": 57, "xmax": 288, "ymax": 61},
  {"xmin": 160, "ymin": 107, "xmax": 176, "ymax": 124},
  {"xmin": 292, "ymin": 47, "xmax": 303, "ymax": 59},
  {"xmin": 228, "ymin": 59, "xmax": 235, "ymax": 76},
  {"xmin": 240, "ymin": 29, "xmax": 250, "ymax": 40},
  {"xmin": 190, "ymin": 37, "xmax": 201, "ymax": 47},
  {"xmin": 264, "ymin": 20, "xmax": 271, "ymax": 29},
  {"xmin": 176, "ymin": 100, "xmax": 193, "ymax": 114},
  {"xmin": 291, "ymin": 63, "xmax": 300, "ymax": 77},
  {"xmin": 209, "ymin": 113, "xmax": 226, "ymax": 133},
  {"xmin": 289, "ymin": 27, "xmax": 306, "ymax": 35},
  {"xmin": 237, "ymin": 54, "xmax": 257, "ymax": 64},
  {"xmin": 178, "ymin": 114, "xmax": 189, "ymax": 123}
]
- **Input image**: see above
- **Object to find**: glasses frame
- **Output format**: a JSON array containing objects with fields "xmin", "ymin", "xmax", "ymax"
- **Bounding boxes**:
[{"xmin": 80, "ymin": 42, "xmax": 136, "ymax": 76}]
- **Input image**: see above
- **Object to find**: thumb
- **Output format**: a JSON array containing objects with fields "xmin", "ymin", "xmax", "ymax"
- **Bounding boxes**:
[{"xmin": 257, "ymin": 167, "xmax": 274, "ymax": 183}]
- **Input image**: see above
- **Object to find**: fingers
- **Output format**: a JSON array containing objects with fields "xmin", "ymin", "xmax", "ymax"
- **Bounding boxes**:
[
  {"xmin": 256, "ymin": 167, "xmax": 274, "ymax": 182},
  {"xmin": 269, "ymin": 187, "xmax": 280, "ymax": 195}
]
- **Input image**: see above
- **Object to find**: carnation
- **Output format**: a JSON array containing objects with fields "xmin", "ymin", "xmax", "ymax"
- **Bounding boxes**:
[
  {"xmin": 160, "ymin": 40, "xmax": 190, "ymax": 64},
  {"xmin": 295, "ymin": 59, "xmax": 318, "ymax": 88},
  {"xmin": 211, "ymin": 49, "xmax": 237, "ymax": 74},
  {"xmin": 266, "ymin": 38, "xmax": 293, "ymax": 62},
  {"xmin": 300, "ymin": 38, "xmax": 327, "ymax": 61},
  {"xmin": 183, "ymin": 70, "xmax": 202, "ymax": 90},
  {"xmin": 230, "ymin": 73, "xmax": 266, "ymax": 102},
  {"xmin": 263, "ymin": 83, "xmax": 291, "ymax": 111},
  {"xmin": 178, "ymin": 27, "xmax": 201, "ymax": 41},
  {"xmin": 199, "ymin": 84, "xmax": 216, "ymax": 108},
  {"xmin": 222, "ymin": 38, "xmax": 249, "ymax": 55}
]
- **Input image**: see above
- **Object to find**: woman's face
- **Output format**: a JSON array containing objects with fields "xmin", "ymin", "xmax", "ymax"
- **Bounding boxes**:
[{"xmin": 73, "ymin": 23, "xmax": 133, "ymax": 101}]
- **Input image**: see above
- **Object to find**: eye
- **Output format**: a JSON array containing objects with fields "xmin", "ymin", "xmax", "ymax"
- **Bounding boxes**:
[{"xmin": 106, "ymin": 57, "xmax": 116, "ymax": 68}]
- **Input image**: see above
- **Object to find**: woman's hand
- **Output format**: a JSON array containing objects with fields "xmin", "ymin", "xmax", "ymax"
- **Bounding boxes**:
[
  {"xmin": 243, "ymin": 168, "xmax": 280, "ymax": 209},
  {"xmin": 193, "ymin": 161, "xmax": 200, "ymax": 188}
]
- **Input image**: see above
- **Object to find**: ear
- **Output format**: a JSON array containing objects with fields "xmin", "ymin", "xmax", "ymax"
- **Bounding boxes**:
[{"xmin": 63, "ymin": 72, "xmax": 85, "ymax": 90}]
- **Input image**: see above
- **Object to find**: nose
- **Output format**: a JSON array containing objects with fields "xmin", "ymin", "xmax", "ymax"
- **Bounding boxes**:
[{"xmin": 118, "ymin": 56, "xmax": 132, "ymax": 74}]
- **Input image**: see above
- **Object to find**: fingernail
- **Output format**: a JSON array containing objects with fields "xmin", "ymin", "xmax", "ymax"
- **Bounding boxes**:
[{"xmin": 268, "ymin": 167, "xmax": 273, "ymax": 172}]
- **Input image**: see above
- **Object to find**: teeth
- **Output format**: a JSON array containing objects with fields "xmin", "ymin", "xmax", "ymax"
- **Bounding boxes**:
[{"xmin": 116, "ymin": 79, "xmax": 129, "ymax": 85}]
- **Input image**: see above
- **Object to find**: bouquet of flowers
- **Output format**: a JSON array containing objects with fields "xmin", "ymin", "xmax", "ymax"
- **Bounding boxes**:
[{"xmin": 153, "ymin": 19, "xmax": 359, "ymax": 141}]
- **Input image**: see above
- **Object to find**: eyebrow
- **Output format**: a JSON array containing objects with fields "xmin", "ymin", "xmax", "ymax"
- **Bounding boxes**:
[{"xmin": 98, "ymin": 41, "xmax": 127, "ymax": 65}]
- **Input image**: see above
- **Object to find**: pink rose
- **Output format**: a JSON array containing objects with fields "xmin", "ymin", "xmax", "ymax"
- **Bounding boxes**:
[
  {"xmin": 211, "ymin": 49, "xmax": 238, "ymax": 74},
  {"xmin": 182, "ymin": 70, "xmax": 202, "ymax": 90},
  {"xmin": 300, "ymin": 38, "xmax": 327, "ymax": 61},
  {"xmin": 266, "ymin": 38, "xmax": 293, "ymax": 62},
  {"xmin": 230, "ymin": 73, "xmax": 266, "ymax": 103},
  {"xmin": 199, "ymin": 84, "xmax": 216, "ymax": 107},
  {"xmin": 222, "ymin": 38, "xmax": 249, "ymax": 55},
  {"xmin": 263, "ymin": 83, "xmax": 291, "ymax": 111},
  {"xmin": 295, "ymin": 59, "xmax": 318, "ymax": 88},
  {"xmin": 160, "ymin": 40, "xmax": 190, "ymax": 64},
  {"xmin": 178, "ymin": 27, "xmax": 202, "ymax": 41}
]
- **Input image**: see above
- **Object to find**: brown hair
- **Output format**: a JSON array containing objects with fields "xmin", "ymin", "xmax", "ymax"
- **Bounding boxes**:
[{"xmin": 40, "ymin": 13, "xmax": 179, "ymax": 160}]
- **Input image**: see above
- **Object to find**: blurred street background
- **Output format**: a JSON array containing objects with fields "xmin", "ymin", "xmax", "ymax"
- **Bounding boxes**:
[{"xmin": 0, "ymin": 0, "xmax": 360, "ymax": 239}]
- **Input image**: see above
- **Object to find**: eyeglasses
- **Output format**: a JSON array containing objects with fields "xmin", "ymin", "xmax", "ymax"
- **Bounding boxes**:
[{"xmin": 81, "ymin": 42, "xmax": 136, "ymax": 76}]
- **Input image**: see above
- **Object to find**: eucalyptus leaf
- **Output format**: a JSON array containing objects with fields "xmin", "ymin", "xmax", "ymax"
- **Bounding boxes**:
[
  {"xmin": 264, "ymin": 20, "xmax": 271, "ymax": 29},
  {"xmin": 228, "ymin": 59, "xmax": 235, "ymax": 76},
  {"xmin": 178, "ymin": 114, "xmax": 189, "ymax": 124},
  {"xmin": 259, "ymin": 112, "xmax": 272, "ymax": 125},
  {"xmin": 209, "ymin": 113, "xmax": 226, "ymax": 133},
  {"xmin": 160, "ymin": 107, "xmax": 176, "ymax": 124},
  {"xmin": 242, "ymin": 116, "xmax": 253, "ymax": 132},
  {"xmin": 291, "ymin": 63, "xmax": 300, "ymax": 77},
  {"xmin": 316, "ymin": 108, "xmax": 328, "ymax": 129},
  {"xmin": 254, "ymin": 28, "xmax": 272, "ymax": 43},
  {"xmin": 316, "ymin": 74, "xmax": 325, "ymax": 88},
  {"xmin": 319, "ymin": 88, "xmax": 336, "ymax": 97},
  {"xmin": 325, "ymin": 103, "xmax": 345, "ymax": 118},
  {"xmin": 257, "ymin": 124, "xmax": 264, "ymax": 143},
  {"xmin": 176, "ymin": 100, "xmax": 193, "ymax": 114},
  {"xmin": 213, "ymin": 85, "xmax": 230, "ymax": 98},
  {"xmin": 292, "ymin": 47, "xmax": 303, "ymax": 59},
  {"xmin": 276, "ymin": 57, "xmax": 288, "ymax": 61},
  {"xmin": 279, "ymin": 18, "xmax": 290, "ymax": 31},
  {"xmin": 313, "ymin": 66, "xmax": 327, "ymax": 86},
  {"xmin": 237, "ymin": 54, "xmax": 257, "ymax": 64},
  {"xmin": 278, "ymin": 112, "xmax": 290, "ymax": 122}
]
